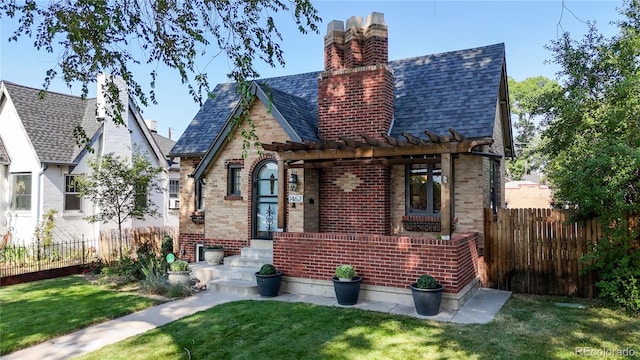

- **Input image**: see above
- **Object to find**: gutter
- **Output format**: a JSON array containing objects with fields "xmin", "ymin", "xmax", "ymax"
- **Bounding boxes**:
[{"xmin": 35, "ymin": 163, "xmax": 48, "ymax": 224}]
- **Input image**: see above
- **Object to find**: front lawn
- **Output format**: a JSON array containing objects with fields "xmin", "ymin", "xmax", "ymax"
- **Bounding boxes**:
[
  {"xmin": 78, "ymin": 294, "xmax": 640, "ymax": 360},
  {"xmin": 0, "ymin": 276, "xmax": 163, "ymax": 355}
]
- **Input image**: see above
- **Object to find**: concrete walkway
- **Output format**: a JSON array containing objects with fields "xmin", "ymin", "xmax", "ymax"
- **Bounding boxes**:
[{"xmin": 2, "ymin": 288, "xmax": 511, "ymax": 360}]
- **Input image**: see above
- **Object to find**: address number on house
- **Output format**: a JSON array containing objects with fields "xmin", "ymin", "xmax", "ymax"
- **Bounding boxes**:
[{"xmin": 288, "ymin": 195, "xmax": 303, "ymax": 203}]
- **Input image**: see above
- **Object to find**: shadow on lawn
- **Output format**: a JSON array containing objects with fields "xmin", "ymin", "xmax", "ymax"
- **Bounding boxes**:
[{"xmin": 77, "ymin": 294, "xmax": 640, "ymax": 360}]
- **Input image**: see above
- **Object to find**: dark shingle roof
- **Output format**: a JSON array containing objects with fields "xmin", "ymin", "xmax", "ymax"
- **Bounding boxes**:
[
  {"xmin": 0, "ymin": 137, "xmax": 10, "ymax": 164},
  {"xmin": 152, "ymin": 132, "xmax": 180, "ymax": 169},
  {"xmin": 389, "ymin": 43, "xmax": 505, "ymax": 139},
  {"xmin": 3, "ymin": 82, "xmax": 98, "ymax": 164},
  {"xmin": 170, "ymin": 43, "xmax": 506, "ymax": 157}
]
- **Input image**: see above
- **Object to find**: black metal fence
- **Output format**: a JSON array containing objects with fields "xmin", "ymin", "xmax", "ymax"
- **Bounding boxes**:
[
  {"xmin": 0, "ymin": 226, "xmax": 178, "ymax": 278},
  {"xmin": 0, "ymin": 237, "xmax": 94, "ymax": 277}
]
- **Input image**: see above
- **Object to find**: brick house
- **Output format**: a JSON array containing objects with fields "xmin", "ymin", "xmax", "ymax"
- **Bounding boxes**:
[{"xmin": 170, "ymin": 12, "xmax": 513, "ymax": 309}]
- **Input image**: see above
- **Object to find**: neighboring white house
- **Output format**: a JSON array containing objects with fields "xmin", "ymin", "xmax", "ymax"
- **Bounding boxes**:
[{"xmin": 0, "ymin": 75, "xmax": 178, "ymax": 246}]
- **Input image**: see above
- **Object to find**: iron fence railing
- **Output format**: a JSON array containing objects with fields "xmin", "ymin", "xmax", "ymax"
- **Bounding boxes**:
[
  {"xmin": 0, "ymin": 226, "xmax": 178, "ymax": 278},
  {"xmin": 0, "ymin": 237, "xmax": 94, "ymax": 277}
]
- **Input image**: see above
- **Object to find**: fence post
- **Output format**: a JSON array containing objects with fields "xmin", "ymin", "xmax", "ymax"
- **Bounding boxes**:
[{"xmin": 82, "ymin": 235, "xmax": 86, "ymax": 264}]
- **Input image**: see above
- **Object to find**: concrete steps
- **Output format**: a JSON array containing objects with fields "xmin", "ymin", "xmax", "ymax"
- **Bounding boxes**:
[{"xmin": 194, "ymin": 240, "xmax": 273, "ymax": 296}]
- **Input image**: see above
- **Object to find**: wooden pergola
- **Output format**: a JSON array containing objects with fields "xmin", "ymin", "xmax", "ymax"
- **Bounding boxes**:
[{"xmin": 263, "ymin": 128, "xmax": 495, "ymax": 237}]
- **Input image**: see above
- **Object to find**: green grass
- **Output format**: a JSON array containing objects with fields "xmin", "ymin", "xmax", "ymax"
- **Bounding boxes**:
[
  {"xmin": 77, "ymin": 294, "xmax": 640, "ymax": 360},
  {"xmin": 0, "ymin": 276, "xmax": 163, "ymax": 355}
]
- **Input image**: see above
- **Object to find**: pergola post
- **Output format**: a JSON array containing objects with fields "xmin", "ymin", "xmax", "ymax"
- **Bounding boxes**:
[
  {"xmin": 440, "ymin": 153, "xmax": 452, "ymax": 238},
  {"xmin": 277, "ymin": 159, "xmax": 286, "ymax": 230}
]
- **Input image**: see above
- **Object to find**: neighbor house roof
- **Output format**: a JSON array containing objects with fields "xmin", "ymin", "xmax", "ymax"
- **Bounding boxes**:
[
  {"xmin": 152, "ymin": 132, "xmax": 180, "ymax": 170},
  {"xmin": 2, "ymin": 81, "xmax": 99, "ymax": 165},
  {"xmin": 170, "ymin": 43, "xmax": 510, "ymax": 158},
  {"xmin": 0, "ymin": 136, "xmax": 10, "ymax": 164}
]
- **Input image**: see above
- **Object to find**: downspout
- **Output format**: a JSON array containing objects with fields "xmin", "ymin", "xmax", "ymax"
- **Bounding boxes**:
[{"xmin": 35, "ymin": 163, "xmax": 48, "ymax": 225}]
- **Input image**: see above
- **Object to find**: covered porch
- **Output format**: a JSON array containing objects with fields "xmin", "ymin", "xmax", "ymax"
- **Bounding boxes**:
[{"xmin": 263, "ymin": 129, "xmax": 497, "ymax": 309}]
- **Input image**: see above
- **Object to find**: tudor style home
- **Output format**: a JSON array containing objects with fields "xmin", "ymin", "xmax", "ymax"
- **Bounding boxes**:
[
  {"xmin": 0, "ymin": 76, "xmax": 178, "ymax": 246},
  {"xmin": 170, "ymin": 12, "xmax": 513, "ymax": 309}
]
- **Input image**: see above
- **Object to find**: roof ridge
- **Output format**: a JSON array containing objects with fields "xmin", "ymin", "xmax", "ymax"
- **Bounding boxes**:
[
  {"xmin": 2, "ymin": 80, "xmax": 97, "ymax": 100},
  {"xmin": 389, "ymin": 43, "xmax": 505, "ymax": 64}
]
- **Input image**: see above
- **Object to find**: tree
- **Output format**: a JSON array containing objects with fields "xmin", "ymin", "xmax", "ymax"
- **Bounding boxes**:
[
  {"xmin": 506, "ymin": 76, "xmax": 559, "ymax": 180},
  {"xmin": 75, "ymin": 148, "xmax": 163, "ymax": 259},
  {"xmin": 1, "ymin": 0, "xmax": 320, "ymax": 149},
  {"xmin": 540, "ymin": 0, "xmax": 640, "ymax": 312}
]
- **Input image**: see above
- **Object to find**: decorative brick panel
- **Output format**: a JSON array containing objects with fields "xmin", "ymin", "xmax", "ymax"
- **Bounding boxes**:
[
  {"xmin": 319, "ymin": 166, "xmax": 390, "ymax": 235},
  {"xmin": 273, "ymin": 232, "xmax": 480, "ymax": 294}
]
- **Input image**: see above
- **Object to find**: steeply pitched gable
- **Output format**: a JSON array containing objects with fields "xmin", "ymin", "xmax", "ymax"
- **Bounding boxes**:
[
  {"xmin": 2, "ymin": 81, "xmax": 98, "ymax": 164},
  {"xmin": 0, "ymin": 136, "xmax": 10, "ymax": 164}
]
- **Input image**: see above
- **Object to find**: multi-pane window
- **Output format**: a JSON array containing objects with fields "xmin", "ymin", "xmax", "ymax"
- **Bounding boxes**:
[
  {"xmin": 490, "ymin": 160, "xmax": 500, "ymax": 214},
  {"xmin": 135, "ymin": 184, "xmax": 148, "ymax": 209},
  {"xmin": 12, "ymin": 173, "xmax": 31, "ymax": 211},
  {"xmin": 196, "ymin": 179, "xmax": 206, "ymax": 210},
  {"xmin": 169, "ymin": 180, "xmax": 179, "ymax": 198},
  {"xmin": 407, "ymin": 163, "xmax": 442, "ymax": 216},
  {"xmin": 65, "ymin": 175, "xmax": 81, "ymax": 211},
  {"xmin": 228, "ymin": 165, "xmax": 241, "ymax": 196}
]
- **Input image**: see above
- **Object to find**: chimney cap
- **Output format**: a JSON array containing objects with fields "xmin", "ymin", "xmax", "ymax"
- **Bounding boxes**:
[
  {"xmin": 346, "ymin": 16, "xmax": 364, "ymax": 30},
  {"xmin": 365, "ymin": 12, "xmax": 385, "ymax": 28},
  {"xmin": 326, "ymin": 20, "xmax": 344, "ymax": 33}
]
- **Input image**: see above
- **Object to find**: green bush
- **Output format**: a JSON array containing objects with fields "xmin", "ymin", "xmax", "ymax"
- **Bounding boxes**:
[
  {"xmin": 161, "ymin": 235, "xmax": 174, "ymax": 255},
  {"xmin": 584, "ymin": 231, "xmax": 640, "ymax": 313},
  {"xmin": 170, "ymin": 260, "xmax": 189, "ymax": 272},
  {"xmin": 416, "ymin": 274, "xmax": 438, "ymax": 289},
  {"xmin": 335, "ymin": 265, "xmax": 356, "ymax": 280},
  {"xmin": 166, "ymin": 282, "xmax": 192, "ymax": 298},
  {"xmin": 259, "ymin": 264, "xmax": 277, "ymax": 275}
]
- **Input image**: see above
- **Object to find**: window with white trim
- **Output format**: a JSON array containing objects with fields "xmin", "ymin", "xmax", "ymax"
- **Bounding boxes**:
[
  {"xmin": 65, "ymin": 175, "xmax": 81, "ymax": 211},
  {"xmin": 12, "ymin": 173, "xmax": 31, "ymax": 211}
]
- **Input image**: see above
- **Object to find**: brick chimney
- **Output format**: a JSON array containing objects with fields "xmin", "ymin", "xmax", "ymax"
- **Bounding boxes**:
[
  {"xmin": 318, "ymin": 12, "xmax": 394, "ymax": 141},
  {"xmin": 317, "ymin": 12, "xmax": 392, "ymax": 236}
]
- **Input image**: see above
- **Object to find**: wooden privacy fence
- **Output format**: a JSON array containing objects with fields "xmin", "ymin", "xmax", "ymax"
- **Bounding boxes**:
[
  {"xmin": 484, "ymin": 208, "xmax": 601, "ymax": 297},
  {"xmin": 99, "ymin": 226, "xmax": 178, "ymax": 263}
]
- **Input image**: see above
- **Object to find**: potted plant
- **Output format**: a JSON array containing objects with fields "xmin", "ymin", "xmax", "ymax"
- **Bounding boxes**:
[
  {"xmin": 255, "ymin": 264, "xmax": 283, "ymax": 297},
  {"xmin": 203, "ymin": 245, "xmax": 224, "ymax": 265},
  {"xmin": 167, "ymin": 260, "xmax": 191, "ymax": 285},
  {"xmin": 332, "ymin": 265, "xmax": 361, "ymax": 305},
  {"xmin": 410, "ymin": 274, "xmax": 445, "ymax": 316}
]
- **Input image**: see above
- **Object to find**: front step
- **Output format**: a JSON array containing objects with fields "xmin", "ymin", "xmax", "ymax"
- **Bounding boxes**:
[
  {"xmin": 193, "ymin": 265, "xmax": 257, "ymax": 283},
  {"xmin": 208, "ymin": 279, "xmax": 258, "ymax": 296},
  {"xmin": 224, "ymin": 255, "xmax": 272, "ymax": 268},
  {"xmin": 200, "ymin": 244, "xmax": 273, "ymax": 296}
]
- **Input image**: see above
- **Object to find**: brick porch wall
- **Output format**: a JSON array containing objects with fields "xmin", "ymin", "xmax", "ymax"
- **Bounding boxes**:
[
  {"xmin": 273, "ymin": 232, "xmax": 479, "ymax": 294},
  {"xmin": 177, "ymin": 232, "xmax": 249, "ymax": 263}
]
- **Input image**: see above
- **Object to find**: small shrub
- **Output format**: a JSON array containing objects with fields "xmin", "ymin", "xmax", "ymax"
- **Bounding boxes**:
[
  {"xmin": 170, "ymin": 260, "xmax": 189, "ymax": 272},
  {"xmin": 161, "ymin": 235, "xmax": 174, "ymax": 255},
  {"xmin": 259, "ymin": 264, "xmax": 277, "ymax": 275},
  {"xmin": 335, "ymin": 265, "xmax": 356, "ymax": 280},
  {"xmin": 415, "ymin": 274, "xmax": 438, "ymax": 289},
  {"xmin": 166, "ymin": 282, "xmax": 192, "ymax": 298}
]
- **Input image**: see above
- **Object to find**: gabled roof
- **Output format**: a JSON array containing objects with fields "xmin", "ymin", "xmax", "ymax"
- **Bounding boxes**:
[
  {"xmin": 2, "ymin": 81, "xmax": 98, "ymax": 164},
  {"xmin": 0, "ymin": 136, "xmax": 10, "ymax": 165},
  {"xmin": 152, "ymin": 132, "xmax": 180, "ymax": 169},
  {"xmin": 171, "ymin": 43, "xmax": 511, "ymax": 161}
]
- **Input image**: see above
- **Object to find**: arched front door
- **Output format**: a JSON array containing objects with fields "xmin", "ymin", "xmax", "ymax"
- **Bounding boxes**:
[{"xmin": 253, "ymin": 160, "xmax": 278, "ymax": 239}]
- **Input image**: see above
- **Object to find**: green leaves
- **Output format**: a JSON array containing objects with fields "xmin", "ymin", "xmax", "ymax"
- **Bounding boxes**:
[{"xmin": 1, "ymin": 0, "xmax": 320, "ymax": 152}]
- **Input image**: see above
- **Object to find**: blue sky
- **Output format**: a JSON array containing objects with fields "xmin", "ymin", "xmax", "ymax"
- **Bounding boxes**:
[{"xmin": 0, "ymin": 1, "xmax": 623, "ymax": 140}]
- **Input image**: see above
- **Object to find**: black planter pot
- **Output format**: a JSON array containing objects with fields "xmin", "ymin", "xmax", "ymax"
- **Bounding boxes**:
[
  {"xmin": 410, "ymin": 283, "xmax": 445, "ymax": 316},
  {"xmin": 255, "ymin": 271, "xmax": 283, "ymax": 297},
  {"xmin": 332, "ymin": 276, "xmax": 362, "ymax": 305}
]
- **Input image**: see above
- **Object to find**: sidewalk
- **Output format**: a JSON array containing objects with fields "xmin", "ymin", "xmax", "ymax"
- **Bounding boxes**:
[{"xmin": 2, "ymin": 288, "xmax": 511, "ymax": 360}]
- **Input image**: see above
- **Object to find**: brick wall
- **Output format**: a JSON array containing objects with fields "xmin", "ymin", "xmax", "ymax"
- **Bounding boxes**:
[
  {"xmin": 319, "ymin": 165, "xmax": 390, "ymax": 235},
  {"xmin": 317, "ymin": 66, "xmax": 394, "ymax": 141},
  {"xmin": 179, "ymin": 157, "xmax": 203, "ymax": 234},
  {"xmin": 178, "ymin": 232, "xmax": 249, "ymax": 263},
  {"xmin": 273, "ymin": 232, "xmax": 479, "ymax": 294}
]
